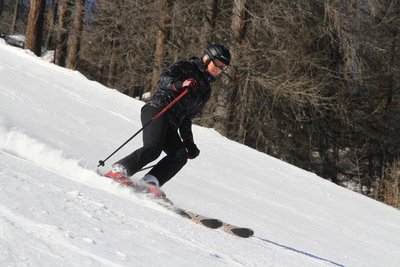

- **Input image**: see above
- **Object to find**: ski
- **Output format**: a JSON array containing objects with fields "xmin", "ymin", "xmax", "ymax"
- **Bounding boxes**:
[
  {"xmin": 175, "ymin": 208, "xmax": 223, "ymax": 229},
  {"xmin": 182, "ymin": 209, "xmax": 254, "ymax": 238},
  {"xmin": 155, "ymin": 197, "xmax": 254, "ymax": 238},
  {"xmin": 220, "ymin": 223, "xmax": 254, "ymax": 238},
  {"xmin": 97, "ymin": 170, "xmax": 254, "ymax": 238}
]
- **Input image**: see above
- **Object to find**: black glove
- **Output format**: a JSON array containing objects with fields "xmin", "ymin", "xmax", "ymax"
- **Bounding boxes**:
[
  {"xmin": 174, "ymin": 78, "xmax": 198, "ymax": 92},
  {"xmin": 184, "ymin": 138, "xmax": 200, "ymax": 159}
]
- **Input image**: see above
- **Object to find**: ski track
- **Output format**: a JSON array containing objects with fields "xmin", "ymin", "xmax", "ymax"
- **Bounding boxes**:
[
  {"xmin": 0, "ymin": 129, "xmax": 332, "ymax": 267},
  {"xmin": 0, "ymin": 152, "xmax": 253, "ymax": 267},
  {"xmin": 0, "ymin": 204, "xmax": 124, "ymax": 267},
  {"xmin": 0, "ymin": 141, "xmax": 235, "ymax": 265},
  {"xmin": 0, "ymin": 139, "xmax": 347, "ymax": 267},
  {"xmin": 57, "ymin": 86, "xmax": 136, "ymax": 124}
]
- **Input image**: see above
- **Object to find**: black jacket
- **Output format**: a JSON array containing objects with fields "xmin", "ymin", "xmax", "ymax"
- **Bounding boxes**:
[{"xmin": 146, "ymin": 57, "xmax": 212, "ymax": 141}]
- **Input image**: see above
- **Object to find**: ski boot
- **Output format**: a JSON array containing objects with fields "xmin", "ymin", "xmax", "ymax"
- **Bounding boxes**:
[
  {"xmin": 135, "ymin": 174, "xmax": 166, "ymax": 198},
  {"xmin": 104, "ymin": 164, "xmax": 133, "ymax": 187}
]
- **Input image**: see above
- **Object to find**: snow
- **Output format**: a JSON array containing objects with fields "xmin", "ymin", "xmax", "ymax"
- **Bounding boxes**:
[{"xmin": 0, "ymin": 43, "xmax": 400, "ymax": 267}]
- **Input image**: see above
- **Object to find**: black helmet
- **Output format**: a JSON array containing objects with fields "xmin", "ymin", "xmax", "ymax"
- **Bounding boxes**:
[{"xmin": 204, "ymin": 43, "xmax": 231, "ymax": 65}]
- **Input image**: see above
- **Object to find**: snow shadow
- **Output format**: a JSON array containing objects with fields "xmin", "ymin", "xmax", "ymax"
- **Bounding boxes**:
[{"xmin": 256, "ymin": 237, "xmax": 345, "ymax": 267}]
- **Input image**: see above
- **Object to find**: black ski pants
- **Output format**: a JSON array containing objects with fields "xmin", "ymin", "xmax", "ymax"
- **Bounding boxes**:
[{"xmin": 116, "ymin": 105, "xmax": 188, "ymax": 186}]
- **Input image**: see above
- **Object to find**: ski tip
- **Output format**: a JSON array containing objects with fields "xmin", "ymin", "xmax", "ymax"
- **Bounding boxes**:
[{"xmin": 249, "ymin": 228, "xmax": 254, "ymax": 237}]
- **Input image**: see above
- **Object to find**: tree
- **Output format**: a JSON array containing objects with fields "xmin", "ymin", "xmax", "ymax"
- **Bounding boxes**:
[
  {"xmin": 54, "ymin": 0, "xmax": 72, "ymax": 66},
  {"xmin": 213, "ymin": 0, "xmax": 248, "ymax": 136},
  {"xmin": 0, "ymin": 0, "xmax": 4, "ymax": 19},
  {"xmin": 10, "ymin": 0, "xmax": 19, "ymax": 35},
  {"xmin": 106, "ymin": 5, "xmax": 122, "ymax": 88},
  {"xmin": 381, "ymin": 160, "xmax": 400, "ymax": 208},
  {"xmin": 44, "ymin": 0, "xmax": 59, "ymax": 50},
  {"xmin": 25, "ymin": 0, "xmax": 46, "ymax": 56},
  {"xmin": 150, "ymin": 0, "xmax": 173, "ymax": 95},
  {"xmin": 230, "ymin": 0, "xmax": 249, "ymax": 141},
  {"xmin": 80, "ymin": 0, "xmax": 158, "ymax": 96},
  {"xmin": 66, "ymin": 0, "xmax": 86, "ymax": 69},
  {"xmin": 200, "ymin": 0, "xmax": 219, "ymax": 47}
]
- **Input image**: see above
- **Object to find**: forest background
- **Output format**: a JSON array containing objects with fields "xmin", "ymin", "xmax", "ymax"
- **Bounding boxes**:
[{"xmin": 1, "ymin": 0, "xmax": 399, "ymax": 208}]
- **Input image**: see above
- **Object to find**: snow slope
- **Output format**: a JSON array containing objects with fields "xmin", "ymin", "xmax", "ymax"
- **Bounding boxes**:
[{"xmin": 0, "ymin": 40, "xmax": 399, "ymax": 267}]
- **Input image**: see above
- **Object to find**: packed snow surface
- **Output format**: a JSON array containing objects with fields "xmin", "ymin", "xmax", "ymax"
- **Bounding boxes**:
[{"xmin": 0, "ymin": 41, "xmax": 399, "ymax": 266}]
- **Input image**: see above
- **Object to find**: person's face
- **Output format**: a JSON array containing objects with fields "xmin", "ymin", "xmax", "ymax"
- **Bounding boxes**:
[{"xmin": 207, "ymin": 59, "xmax": 229, "ymax": 78}]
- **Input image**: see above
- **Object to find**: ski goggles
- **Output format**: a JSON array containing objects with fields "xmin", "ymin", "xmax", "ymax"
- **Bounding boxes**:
[{"xmin": 213, "ymin": 59, "xmax": 229, "ymax": 72}]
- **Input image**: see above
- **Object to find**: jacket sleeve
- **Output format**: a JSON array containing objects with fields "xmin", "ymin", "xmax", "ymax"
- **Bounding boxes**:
[
  {"xmin": 158, "ymin": 61, "xmax": 192, "ymax": 92},
  {"xmin": 179, "ymin": 118, "xmax": 193, "ymax": 142}
]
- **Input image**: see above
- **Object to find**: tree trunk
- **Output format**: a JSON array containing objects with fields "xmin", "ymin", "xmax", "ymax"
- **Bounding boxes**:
[
  {"xmin": 44, "ymin": 0, "xmax": 59, "ymax": 50},
  {"xmin": 106, "ymin": 10, "xmax": 122, "ymax": 88},
  {"xmin": 54, "ymin": 0, "xmax": 72, "ymax": 67},
  {"xmin": 384, "ymin": 30, "xmax": 397, "ymax": 116},
  {"xmin": 214, "ymin": 0, "xmax": 248, "ymax": 136},
  {"xmin": 150, "ymin": 0, "xmax": 173, "ymax": 95},
  {"xmin": 231, "ymin": 0, "xmax": 248, "ymax": 140},
  {"xmin": 66, "ymin": 0, "xmax": 86, "ymax": 70},
  {"xmin": 10, "ymin": 0, "xmax": 19, "ymax": 35},
  {"xmin": 25, "ymin": 0, "xmax": 46, "ymax": 56},
  {"xmin": 200, "ymin": 0, "xmax": 219, "ymax": 47},
  {"xmin": 231, "ymin": 0, "xmax": 247, "ymax": 41},
  {"xmin": 0, "ymin": 0, "xmax": 4, "ymax": 18},
  {"xmin": 107, "ymin": 37, "xmax": 119, "ymax": 87},
  {"xmin": 237, "ymin": 74, "xmax": 250, "ymax": 142}
]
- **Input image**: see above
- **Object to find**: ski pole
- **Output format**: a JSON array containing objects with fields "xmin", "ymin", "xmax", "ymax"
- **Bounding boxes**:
[{"xmin": 98, "ymin": 88, "xmax": 189, "ymax": 167}]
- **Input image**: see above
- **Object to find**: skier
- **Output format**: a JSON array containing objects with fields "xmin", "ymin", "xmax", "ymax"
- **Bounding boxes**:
[{"xmin": 105, "ymin": 43, "xmax": 231, "ymax": 197}]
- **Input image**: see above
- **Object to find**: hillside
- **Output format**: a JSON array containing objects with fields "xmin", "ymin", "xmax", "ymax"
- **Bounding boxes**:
[{"xmin": 0, "ymin": 40, "xmax": 400, "ymax": 267}]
